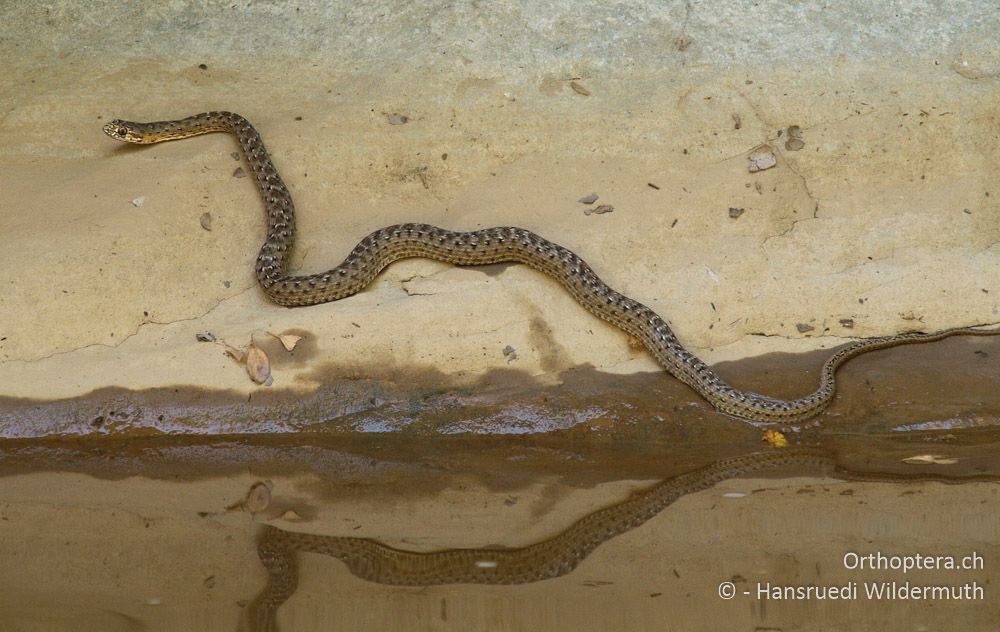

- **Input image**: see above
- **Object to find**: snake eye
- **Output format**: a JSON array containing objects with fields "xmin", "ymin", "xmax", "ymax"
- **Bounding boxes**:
[{"xmin": 117, "ymin": 127, "xmax": 127, "ymax": 136}]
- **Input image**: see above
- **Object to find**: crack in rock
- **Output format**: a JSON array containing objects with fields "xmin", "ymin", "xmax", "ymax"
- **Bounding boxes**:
[{"xmin": 12, "ymin": 286, "xmax": 256, "ymax": 364}]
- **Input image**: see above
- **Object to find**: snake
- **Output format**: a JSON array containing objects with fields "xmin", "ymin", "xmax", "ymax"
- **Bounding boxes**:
[
  {"xmin": 239, "ymin": 448, "xmax": 997, "ymax": 630},
  {"xmin": 103, "ymin": 111, "xmax": 1000, "ymax": 423}
]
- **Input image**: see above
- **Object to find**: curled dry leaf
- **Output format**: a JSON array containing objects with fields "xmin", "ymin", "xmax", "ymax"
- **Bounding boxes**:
[
  {"xmin": 569, "ymin": 80, "xmax": 591, "ymax": 96},
  {"xmin": 902, "ymin": 454, "xmax": 958, "ymax": 465},
  {"xmin": 270, "ymin": 332, "xmax": 303, "ymax": 352},
  {"xmin": 246, "ymin": 343, "xmax": 272, "ymax": 386}
]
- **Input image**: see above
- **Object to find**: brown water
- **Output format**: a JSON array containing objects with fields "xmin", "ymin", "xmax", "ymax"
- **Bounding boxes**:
[{"xmin": 2, "ymin": 341, "xmax": 999, "ymax": 630}]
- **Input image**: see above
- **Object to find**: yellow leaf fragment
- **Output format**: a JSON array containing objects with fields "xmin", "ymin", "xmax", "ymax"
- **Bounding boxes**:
[{"xmin": 762, "ymin": 429, "xmax": 789, "ymax": 448}]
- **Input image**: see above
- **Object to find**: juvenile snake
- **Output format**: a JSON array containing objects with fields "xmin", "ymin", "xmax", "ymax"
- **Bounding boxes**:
[{"xmin": 104, "ymin": 111, "xmax": 1000, "ymax": 423}]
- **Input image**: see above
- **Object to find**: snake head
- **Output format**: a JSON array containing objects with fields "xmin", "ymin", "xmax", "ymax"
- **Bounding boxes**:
[{"xmin": 103, "ymin": 120, "xmax": 152, "ymax": 144}]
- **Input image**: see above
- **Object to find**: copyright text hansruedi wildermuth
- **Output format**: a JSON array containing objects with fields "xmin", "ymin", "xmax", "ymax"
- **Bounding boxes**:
[{"xmin": 716, "ymin": 551, "xmax": 985, "ymax": 601}]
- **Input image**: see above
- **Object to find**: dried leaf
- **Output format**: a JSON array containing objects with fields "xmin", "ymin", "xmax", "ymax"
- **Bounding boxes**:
[
  {"xmin": 762, "ymin": 429, "xmax": 789, "ymax": 448},
  {"xmin": 270, "ymin": 332, "xmax": 302, "ymax": 352},
  {"xmin": 902, "ymin": 454, "xmax": 958, "ymax": 465},
  {"xmin": 223, "ymin": 344, "xmax": 245, "ymax": 363},
  {"xmin": 584, "ymin": 204, "xmax": 614, "ymax": 216},
  {"xmin": 246, "ymin": 343, "xmax": 272, "ymax": 385},
  {"xmin": 569, "ymin": 80, "xmax": 591, "ymax": 96}
]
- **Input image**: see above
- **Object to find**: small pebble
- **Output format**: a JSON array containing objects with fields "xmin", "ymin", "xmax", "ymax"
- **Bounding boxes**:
[
  {"xmin": 197, "ymin": 63, "xmax": 207, "ymax": 70},
  {"xmin": 584, "ymin": 204, "xmax": 614, "ymax": 216},
  {"xmin": 388, "ymin": 113, "xmax": 408, "ymax": 125},
  {"xmin": 200, "ymin": 212, "xmax": 212, "ymax": 231},
  {"xmin": 195, "ymin": 332, "xmax": 216, "ymax": 342},
  {"xmin": 145, "ymin": 597, "xmax": 162, "ymax": 606},
  {"xmin": 502, "ymin": 345, "xmax": 518, "ymax": 363},
  {"xmin": 578, "ymin": 193, "xmax": 599, "ymax": 204},
  {"xmin": 233, "ymin": 167, "xmax": 246, "ymax": 178},
  {"xmin": 795, "ymin": 323, "xmax": 815, "ymax": 333},
  {"xmin": 230, "ymin": 152, "xmax": 240, "ymax": 161},
  {"xmin": 728, "ymin": 207, "xmax": 744, "ymax": 219},
  {"xmin": 839, "ymin": 318, "xmax": 855, "ymax": 329},
  {"xmin": 131, "ymin": 196, "xmax": 145, "ymax": 207}
]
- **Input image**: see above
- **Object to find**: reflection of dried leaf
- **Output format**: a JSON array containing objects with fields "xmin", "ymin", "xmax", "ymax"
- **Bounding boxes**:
[
  {"xmin": 762, "ymin": 429, "xmax": 789, "ymax": 448},
  {"xmin": 246, "ymin": 343, "xmax": 272, "ymax": 385},
  {"xmin": 902, "ymin": 454, "xmax": 958, "ymax": 465},
  {"xmin": 627, "ymin": 335, "xmax": 643, "ymax": 351},
  {"xmin": 270, "ymin": 332, "xmax": 302, "ymax": 352},
  {"xmin": 246, "ymin": 481, "xmax": 273, "ymax": 513},
  {"xmin": 223, "ymin": 344, "xmax": 245, "ymax": 363},
  {"xmin": 279, "ymin": 509, "xmax": 302, "ymax": 521},
  {"xmin": 226, "ymin": 480, "xmax": 273, "ymax": 513}
]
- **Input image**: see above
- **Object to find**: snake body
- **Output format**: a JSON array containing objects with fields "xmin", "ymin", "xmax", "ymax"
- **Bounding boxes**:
[
  {"xmin": 242, "ymin": 449, "xmax": 995, "ymax": 629},
  {"xmin": 103, "ymin": 112, "xmax": 1000, "ymax": 423}
]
